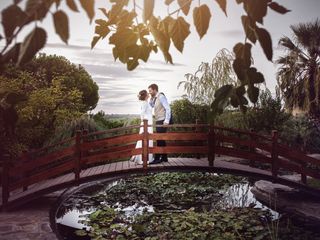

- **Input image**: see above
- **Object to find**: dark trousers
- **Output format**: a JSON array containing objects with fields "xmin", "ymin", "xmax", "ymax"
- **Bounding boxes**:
[{"xmin": 155, "ymin": 120, "xmax": 168, "ymax": 161}]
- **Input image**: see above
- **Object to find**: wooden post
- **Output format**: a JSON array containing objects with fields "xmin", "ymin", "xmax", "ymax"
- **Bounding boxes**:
[
  {"xmin": 195, "ymin": 119, "xmax": 200, "ymax": 159},
  {"xmin": 249, "ymin": 129, "xmax": 255, "ymax": 167},
  {"xmin": 2, "ymin": 154, "xmax": 10, "ymax": 209},
  {"xmin": 301, "ymin": 161, "xmax": 307, "ymax": 184},
  {"xmin": 142, "ymin": 119, "xmax": 149, "ymax": 171},
  {"xmin": 82, "ymin": 129, "xmax": 88, "ymax": 168},
  {"xmin": 271, "ymin": 130, "xmax": 278, "ymax": 179},
  {"xmin": 75, "ymin": 130, "xmax": 82, "ymax": 183},
  {"xmin": 208, "ymin": 124, "xmax": 215, "ymax": 167}
]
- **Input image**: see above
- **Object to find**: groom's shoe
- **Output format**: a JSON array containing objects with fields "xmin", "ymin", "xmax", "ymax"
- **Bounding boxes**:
[{"xmin": 149, "ymin": 159, "xmax": 162, "ymax": 164}]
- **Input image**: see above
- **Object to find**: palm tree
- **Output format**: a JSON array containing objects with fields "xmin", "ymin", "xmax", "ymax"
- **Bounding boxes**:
[{"xmin": 277, "ymin": 19, "xmax": 320, "ymax": 118}]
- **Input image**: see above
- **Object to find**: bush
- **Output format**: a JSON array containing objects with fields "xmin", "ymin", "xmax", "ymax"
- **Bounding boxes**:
[{"xmin": 170, "ymin": 98, "xmax": 209, "ymax": 124}]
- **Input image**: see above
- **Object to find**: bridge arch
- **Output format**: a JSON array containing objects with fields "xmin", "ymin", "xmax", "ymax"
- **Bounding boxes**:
[{"xmin": 2, "ymin": 120, "xmax": 320, "ymax": 210}]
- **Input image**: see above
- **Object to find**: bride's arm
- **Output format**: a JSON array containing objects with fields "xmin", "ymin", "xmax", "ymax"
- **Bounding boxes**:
[{"xmin": 140, "ymin": 102, "xmax": 148, "ymax": 120}]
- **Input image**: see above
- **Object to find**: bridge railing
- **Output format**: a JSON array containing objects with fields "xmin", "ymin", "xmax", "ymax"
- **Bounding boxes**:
[{"xmin": 2, "ymin": 120, "xmax": 320, "ymax": 208}]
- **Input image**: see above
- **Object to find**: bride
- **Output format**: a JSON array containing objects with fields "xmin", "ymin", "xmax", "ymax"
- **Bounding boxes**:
[{"xmin": 130, "ymin": 90, "xmax": 153, "ymax": 164}]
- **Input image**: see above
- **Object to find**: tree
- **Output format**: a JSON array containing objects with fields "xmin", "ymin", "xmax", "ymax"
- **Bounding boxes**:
[
  {"xmin": 277, "ymin": 19, "xmax": 320, "ymax": 118},
  {"xmin": 0, "ymin": 0, "xmax": 290, "ymax": 117},
  {"xmin": 0, "ymin": 55, "xmax": 99, "ymax": 154},
  {"xmin": 178, "ymin": 49, "xmax": 238, "ymax": 106}
]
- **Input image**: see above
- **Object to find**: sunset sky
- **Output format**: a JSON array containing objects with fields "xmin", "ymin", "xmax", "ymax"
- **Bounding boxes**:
[{"xmin": 1, "ymin": 0, "xmax": 320, "ymax": 114}]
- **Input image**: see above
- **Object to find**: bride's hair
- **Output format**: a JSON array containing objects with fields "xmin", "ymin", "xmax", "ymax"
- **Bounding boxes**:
[{"xmin": 138, "ymin": 90, "xmax": 148, "ymax": 100}]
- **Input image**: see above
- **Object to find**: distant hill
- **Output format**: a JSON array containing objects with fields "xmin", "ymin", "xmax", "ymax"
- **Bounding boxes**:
[{"xmin": 106, "ymin": 114, "xmax": 140, "ymax": 120}]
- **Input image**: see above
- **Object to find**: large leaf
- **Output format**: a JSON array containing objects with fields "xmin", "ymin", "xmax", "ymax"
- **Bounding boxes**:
[
  {"xmin": 2, "ymin": 43, "xmax": 21, "ymax": 63},
  {"xmin": 193, "ymin": 4, "xmax": 211, "ymax": 39},
  {"xmin": 66, "ymin": 0, "xmax": 79, "ymax": 12},
  {"xmin": 17, "ymin": 27, "xmax": 47, "ymax": 66},
  {"xmin": 127, "ymin": 59, "xmax": 139, "ymax": 71},
  {"xmin": 25, "ymin": 0, "xmax": 52, "ymax": 21},
  {"xmin": 177, "ymin": 0, "xmax": 192, "ymax": 16},
  {"xmin": 244, "ymin": 0, "xmax": 268, "ymax": 24},
  {"xmin": 232, "ymin": 58, "xmax": 246, "ymax": 81},
  {"xmin": 79, "ymin": 0, "xmax": 95, "ymax": 23},
  {"xmin": 256, "ymin": 27, "xmax": 273, "ymax": 61},
  {"xmin": 168, "ymin": 17, "xmax": 190, "ymax": 52},
  {"xmin": 94, "ymin": 19, "xmax": 110, "ymax": 38},
  {"xmin": 215, "ymin": 0, "xmax": 227, "ymax": 16},
  {"xmin": 143, "ymin": 0, "xmax": 154, "ymax": 23},
  {"xmin": 268, "ymin": 2, "xmax": 290, "ymax": 14},
  {"xmin": 1, "ymin": 5, "xmax": 26, "ymax": 44},
  {"xmin": 165, "ymin": 0, "xmax": 175, "ymax": 5},
  {"xmin": 53, "ymin": 10, "xmax": 69, "ymax": 44},
  {"xmin": 241, "ymin": 15, "xmax": 256, "ymax": 44},
  {"xmin": 247, "ymin": 67, "xmax": 265, "ymax": 84},
  {"xmin": 247, "ymin": 85, "xmax": 259, "ymax": 103},
  {"xmin": 91, "ymin": 36, "xmax": 101, "ymax": 49},
  {"xmin": 233, "ymin": 42, "xmax": 252, "ymax": 68}
]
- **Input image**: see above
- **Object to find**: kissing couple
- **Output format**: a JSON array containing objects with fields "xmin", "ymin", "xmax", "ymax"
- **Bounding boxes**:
[{"xmin": 130, "ymin": 83, "xmax": 173, "ymax": 165}]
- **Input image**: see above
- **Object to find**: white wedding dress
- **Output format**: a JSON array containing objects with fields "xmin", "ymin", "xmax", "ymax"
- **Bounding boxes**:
[{"xmin": 131, "ymin": 100, "xmax": 153, "ymax": 164}]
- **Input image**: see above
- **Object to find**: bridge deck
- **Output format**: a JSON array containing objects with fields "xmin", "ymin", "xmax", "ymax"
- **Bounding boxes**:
[{"xmin": 0, "ymin": 156, "xmax": 275, "ymax": 208}]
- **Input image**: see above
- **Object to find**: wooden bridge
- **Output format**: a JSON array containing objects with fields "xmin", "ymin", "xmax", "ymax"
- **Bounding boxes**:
[{"xmin": 1, "ymin": 120, "xmax": 320, "ymax": 211}]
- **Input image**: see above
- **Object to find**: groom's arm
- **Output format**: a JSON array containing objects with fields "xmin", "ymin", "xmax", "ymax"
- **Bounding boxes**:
[{"xmin": 159, "ymin": 94, "xmax": 171, "ymax": 124}]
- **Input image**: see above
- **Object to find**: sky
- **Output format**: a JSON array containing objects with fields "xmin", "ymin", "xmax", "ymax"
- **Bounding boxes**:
[{"xmin": 1, "ymin": 0, "xmax": 320, "ymax": 114}]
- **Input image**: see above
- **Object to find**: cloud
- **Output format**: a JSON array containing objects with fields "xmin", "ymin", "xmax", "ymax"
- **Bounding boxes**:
[{"xmin": 215, "ymin": 30, "xmax": 244, "ymax": 38}]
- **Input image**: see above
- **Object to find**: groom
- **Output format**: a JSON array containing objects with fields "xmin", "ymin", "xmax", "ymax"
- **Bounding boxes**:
[{"xmin": 148, "ymin": 84, "xmax": 172, "ymax": 164}]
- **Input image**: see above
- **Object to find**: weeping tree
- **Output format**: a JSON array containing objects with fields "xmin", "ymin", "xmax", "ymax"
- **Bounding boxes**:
[
  {"xmin": 178, "ymin": 48, "xmax": 238, "ymax": 106},
  {"xmin": 277, "ymin": 19, "xmax": 320, "ymax": 118}
]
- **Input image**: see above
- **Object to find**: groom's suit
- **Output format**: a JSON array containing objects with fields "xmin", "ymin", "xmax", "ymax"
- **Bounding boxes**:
[{"xmin": 150, "ymin": 92, "xmax": 172, "ymax": 162}]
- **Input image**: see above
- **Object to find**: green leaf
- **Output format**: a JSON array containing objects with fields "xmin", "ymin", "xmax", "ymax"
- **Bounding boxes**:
[
  {"xmin": 241, "ymin": 15, "xmax": 256, "ymax": 44},
  {"xmin": 268, "ymin": 2, "xmax": 290, "ymax": 14},
  {"xmin": 168, "ymin": 17, "xmax": 190, "ymax": 52},
  {"xmin": 256, "ymin": 27, "xmax": 273, "ymax": 61},
  {"xmin": 53, "ymin": 10, "xmax": 69, "ymax": 44},
  {"xmin": 248, "ymin": 85, "xmax": 259, "ymax": 103},
  {"xmin": 193, "ymin": 4, "xmax": 211, "ymax": 39},
  {"xmin": 17, "ymin": 27, "xmax": 47, "ymax": 66},
  {"xmin": 143, "ymin": 0, "xmax": 154, "ymax": 22},
  {"xmin": 177, "ymin": 0, "xmax": 192, "ymax": 15},
  {"xmin": 1, "ymin": 4, "xmax": 26, "ymax": 44},
  {"xmin": 215, "ymin": 0, "xmax": 227, "ymax": 16},
  {"xmin": 79, "ymin": 0, "xmax": 95, "ymax": 23},
  {"xmin": 91, "ymin": 36, "xmax": 101, "ymax": 49},
  {"xmin": 66, "ymin": 0, "xmax": 79, "ymax": 12}
]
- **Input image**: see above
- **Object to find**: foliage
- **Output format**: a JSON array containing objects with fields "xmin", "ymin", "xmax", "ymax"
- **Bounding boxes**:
[
  {"xmin": 44, "ymin": 115, "xmax": 102, "ymax": 147},
  {"xmin": 280, "ymin": 115, "xmax": 320, "ymax": 153},
  {"xmin": 179, "ymin": 49, "xmax": 238, "ymax": 106},
  {"xmin": 67, "ymin": 172, "xmax": 320, "ymax": 240},
  {"xmin": 92, "ymin": 172, "xmax": 244, "ymax": 210},
  {"xmin": 245, "ymin": 89, "xmax": 291, "ymax": 133},
  {"xmin": 0, "ymin": 55, "xmax": 98, "ymax": 155},
  {"xmin": 277, "ymin": 19, "xmax": 320, "ymax": 118},
  {"xmin": 91, "ymin": 110, "xmax": 125, "ymax": 130},
  {"xmin": 170, "ymin": 98, "xmax": 209, "ymax": 124},
  {"xmin": 215, "ymin": 89, "xmax": 291, "ymax": 134},
  {"xmin": 0, "ymin": 0, "xmax": 290, "ymax": 117}
]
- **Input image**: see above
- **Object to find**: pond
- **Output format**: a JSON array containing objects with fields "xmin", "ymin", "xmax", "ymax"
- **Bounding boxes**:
[{"xmin": 52, "ymin": 172, "xmax": 320, "ymax": 240}]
